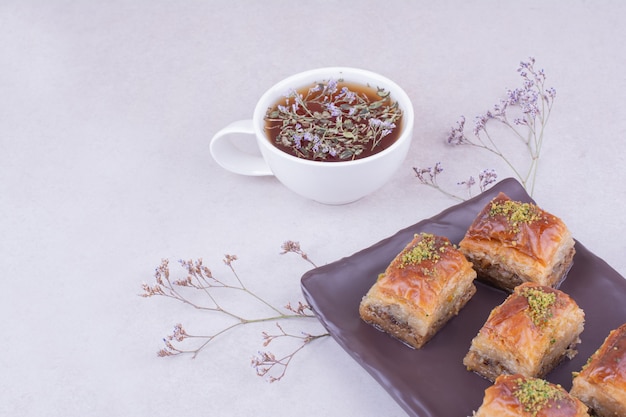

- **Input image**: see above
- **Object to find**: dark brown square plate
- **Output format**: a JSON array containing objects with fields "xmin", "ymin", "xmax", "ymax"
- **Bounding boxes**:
[{"xmin": 301, "ymin": 178, "xmax": 626, "ymax": 417}]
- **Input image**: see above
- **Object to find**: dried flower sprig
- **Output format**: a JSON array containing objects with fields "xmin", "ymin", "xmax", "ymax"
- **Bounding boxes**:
[
  {"xmin": 447, "ymin": 57, "xmax": 555, "ymax": 195},
  {"xmin": 413, "ymin": 163, "xmax": 498, "ymax": 201},
  {"xmin": 141, "ymin": 241, "xmax": 329, "ymax": 382},
  {"xmin": 414, "ymin": 57, "xmax": 555, "ymax": 199},
  {"xmin": 251, "ymin": 322, "xmax": 328, "ymax": 383},
  {"xmin": 280, "ymin": 240, "xmax": 316, "ymax": 267},
  {"xmin": 264, "ymin": 79, "xmax": 402, "ymax": 161}
]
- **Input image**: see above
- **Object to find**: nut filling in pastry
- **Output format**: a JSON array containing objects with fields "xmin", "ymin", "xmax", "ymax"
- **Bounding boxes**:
[
  {"xmin": 473, "ymin": 374, "xmax": 589, "ymax": 416},
  {"xmin": 464, "ymin": 282, "xmax": 584, "ymax": 381},
  {"xmin": 459, "ymin": 192, "xmax": 575, "ymax": 292},
  {"xmin": 570, "ymin": 323, "xmax": 626, "ymax": 417},
  {"xmin": 359, "ymin": 232, "xmax": 477, "ymax": 349}
]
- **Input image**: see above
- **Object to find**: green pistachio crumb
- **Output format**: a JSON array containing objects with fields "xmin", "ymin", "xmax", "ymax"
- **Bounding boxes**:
[
  {"xmin": 513, "ymin": 378, "xmax": 564, "ymax": 416},
  {"xmin": 521, "ymin": 287, "xmax": 556, "ymax": 327},
  {"xmin": 489, "ymin": 199, "xmax": 544, "ymax": 233},
  {"xmin": 400, "ymin": 233, "xmax": 447, "ymax": 267}
]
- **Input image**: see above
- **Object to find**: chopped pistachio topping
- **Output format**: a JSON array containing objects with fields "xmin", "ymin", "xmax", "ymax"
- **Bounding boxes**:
[
  {"xmin": 513, "ymin": 378, "xmax": 564, "ymax": 416},
  {"xmin": 489, "ymin": 199, "xmax": 543, "ymax": 233},
  {"xmin": 399, "ymin": 233, "xmax": 448, "ymax": 268},
  {"xmin": 521, "ymin": 287, "xmax": 556, "ymax": 326}
]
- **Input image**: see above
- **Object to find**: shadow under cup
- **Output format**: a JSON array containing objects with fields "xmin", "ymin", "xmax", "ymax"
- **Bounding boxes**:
[{"xmin": 211, "ymin": 67, "xmax": 415, "ymax": 205}]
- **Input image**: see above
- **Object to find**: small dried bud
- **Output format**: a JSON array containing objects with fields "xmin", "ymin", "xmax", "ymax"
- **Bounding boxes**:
[{"xmin": 223, "ymin": 254, "xmax": 238, "ymax": 266}]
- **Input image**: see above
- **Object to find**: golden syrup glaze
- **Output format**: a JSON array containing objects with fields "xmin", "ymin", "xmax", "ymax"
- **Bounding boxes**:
[
  {"xmin": 581, "ymin": 323, "xmax": 626, "ymax": 384},
  {"xmin": 481, "ymin": 374, "xmax": 585, "ymax": 416},
  {"xmin": 479, "ymin": 284, "xmax": 572, "ymax": 358},
  {"xmin": 463, "ymin": 193, "xmax": 567, "ymax": 265},
  {"xmin": 376, "ymin": 233, "xmax": 472, "ymax": 314}
]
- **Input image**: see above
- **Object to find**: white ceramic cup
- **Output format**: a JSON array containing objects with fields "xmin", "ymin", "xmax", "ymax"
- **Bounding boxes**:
[{"xmin": 210, "ymin": 67, "xmax": 414, "ymax": 205}]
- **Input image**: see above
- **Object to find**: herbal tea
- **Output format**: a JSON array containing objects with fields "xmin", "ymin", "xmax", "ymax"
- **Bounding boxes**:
[{"xmin": 264, "ymin": 79, "xmax": 403, "ymax": 162}]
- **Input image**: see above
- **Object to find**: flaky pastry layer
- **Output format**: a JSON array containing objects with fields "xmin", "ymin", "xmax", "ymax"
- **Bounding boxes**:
[
  {"xmin": 359, "ymin": 233, "xmax": 476, "ymax": 349},
  {"xmin": 474, "ymin": 374, "xmax": 588, "ymax": 417},
  {"xmin": 570, "ymin": 323, "xmax": 626, "ymax": 417},
  {"xmin": 464, "ymin": 282, "xmax": 584, "ymax": 381},
  {"xmin": 459, "ymin": 192, "xmax": 575, "ymax": 291}
]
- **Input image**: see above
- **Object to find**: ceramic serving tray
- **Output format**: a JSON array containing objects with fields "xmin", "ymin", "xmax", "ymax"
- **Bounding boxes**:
[{"xmin": 301, "ymin": 178, "xmax": 626, "ymax": 417}]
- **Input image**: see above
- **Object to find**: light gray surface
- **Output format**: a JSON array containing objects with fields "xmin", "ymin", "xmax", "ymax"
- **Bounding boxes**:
[{"xmin": 2, "ymin": 1, "xmax": 625, "ymax": 416}]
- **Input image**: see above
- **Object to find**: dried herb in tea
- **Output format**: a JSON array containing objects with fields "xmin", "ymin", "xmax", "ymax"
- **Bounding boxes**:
[{"xmin": 264, "ymin": 79, "xmax": 403, "ymax": 162}]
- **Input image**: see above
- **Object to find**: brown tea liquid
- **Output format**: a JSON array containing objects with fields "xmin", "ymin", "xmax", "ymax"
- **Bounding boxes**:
[{"xmin": 264, "ymin": 81, "xmax": 403, "ymax": 162}]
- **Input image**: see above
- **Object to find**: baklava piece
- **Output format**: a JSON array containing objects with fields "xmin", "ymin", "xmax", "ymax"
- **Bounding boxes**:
[
  {"xmin": 459, "ymin": 192, "xmax": 575, "ymax": 292},
  {"xmin": 464, "ymin": 282, "xmax": 584, "ymax": 381},
  {"xmin": 359, "ymin": 232, "xmax": 477, "ymax": 349},
  {"xmin": 570, "ymin": 323, "xmax": 626, "ymax": 417},
  {"xmin": 473, "ymin": 374, "xmax": 589, "ymax": 417}
]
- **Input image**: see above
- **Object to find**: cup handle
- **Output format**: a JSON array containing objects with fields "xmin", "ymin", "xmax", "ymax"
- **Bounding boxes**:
[{"xmin": 209, "ymin": 120, "xmax": 273, "ymax": 176}]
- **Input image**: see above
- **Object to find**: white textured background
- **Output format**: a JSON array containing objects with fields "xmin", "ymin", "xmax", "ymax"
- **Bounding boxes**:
[{"xmin": 2, "ymin": 1, "xmax": 625, "ymax": 416}]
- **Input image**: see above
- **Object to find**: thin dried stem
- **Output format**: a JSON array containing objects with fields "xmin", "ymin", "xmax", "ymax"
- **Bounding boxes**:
[
  {"xmin": 413, "ymin": 163, "xmax": 497, "ymax": 202},
  {"xmin": 251, "ymin": 323, "xmax": 329, "ymax": 382},
  {"xmin": 142, "ymin": 242, "xmax": 329, "ymax": 381},
  {"xmin": 424, "ymin": 57, "xmax": 555, "ymax": 200}
]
